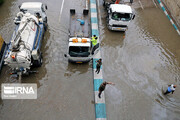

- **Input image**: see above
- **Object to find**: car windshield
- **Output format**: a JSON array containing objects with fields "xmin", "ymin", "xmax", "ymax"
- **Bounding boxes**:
[
  {"xmin": 20, "ymin": 9, "xmax": 42, "ymax": 16},
  {"xmin": 69, "ymin": 46, "xmax": 90, "ymax": 57},
  {"xmin": 112, "ymin": 12, "xmax": 131, "ymax": 21}
]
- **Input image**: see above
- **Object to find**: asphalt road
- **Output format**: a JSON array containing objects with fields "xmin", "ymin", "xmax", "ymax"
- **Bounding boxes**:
[{"xmin": 0, "ymin": 0, "xmax": 180, "ymax": 120}]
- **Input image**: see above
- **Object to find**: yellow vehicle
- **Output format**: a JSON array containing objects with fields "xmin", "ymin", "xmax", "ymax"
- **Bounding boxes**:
[{"xmin": 0, "ymin": 35, "xmax": 7, "ymax": 71}]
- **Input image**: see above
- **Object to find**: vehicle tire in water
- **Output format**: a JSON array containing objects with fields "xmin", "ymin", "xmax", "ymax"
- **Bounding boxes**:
[
  {"xmin": 103, "ymin": 1, "xmax": 105, "ymax": 6},
  {"xmin": 33, "ymin": 54, "xmax": 43, "ymax": 67},
  {"xmin": 44, "ymin": 23, "xmax": 48, "ymax": 31},
  {"xmin": 37, "ymin": 54, "xmax": 43, "ymax": 67}
]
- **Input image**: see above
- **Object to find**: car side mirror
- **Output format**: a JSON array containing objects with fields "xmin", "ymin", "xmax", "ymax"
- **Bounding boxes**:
[
  {"xmin": 18, "ymin": 5, "xmax": 21, "ymax": 9},
  {"xmin": 132, "ymin": 15, "xmax": 135, "ymax": 20},
  {"xmin": 64, "ymin": 54, "xmax": 67, "ymax": 57},
  {"xmin": 45, "ymin": 4, "xmax": 48, "ymax": 10}
]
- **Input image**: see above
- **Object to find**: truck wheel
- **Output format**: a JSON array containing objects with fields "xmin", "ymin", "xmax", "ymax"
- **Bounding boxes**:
[
  {"xmin": 103, "ymin": 1, "xmax": 105, "ymax": 6},
  {"xmin": 44, "ymin": 23, "xmax": 48, "ymax": 31},
  {"xmin": 33, "ymin": 54, "xmax": 43, "ymax": 67},
  {"xmin": 44, "ymin": 17, "xmax": 48, "ymax": 31},
  {"xmin": 37, "ymin": 54, "xmax": 43, "ymax": 67},
  {"xmin": 44, "ymin": 17, "xmax": 47, "ymax": 24}
]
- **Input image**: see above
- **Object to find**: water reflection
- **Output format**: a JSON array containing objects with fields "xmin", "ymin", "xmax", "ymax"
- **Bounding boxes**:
[
  {"xmin": 65, "ymin": 62, "xmax": 91, "ymax": 77},
  {"xmin": 101, "ymin": 4, "xmax": 180, "ymax": 119}
]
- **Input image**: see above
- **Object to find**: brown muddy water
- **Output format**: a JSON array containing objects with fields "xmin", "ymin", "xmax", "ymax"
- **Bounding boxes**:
[
  {"xmin": 0, "ymin": 0, "xmax": 95, "ymax": 120},
  {"xmin": 0, "ymin": 0, "xmax": 180, "ymax": 120},
  {"xmin": 98, "ymin": 0, "xmax": 180, "ymax": 120}
]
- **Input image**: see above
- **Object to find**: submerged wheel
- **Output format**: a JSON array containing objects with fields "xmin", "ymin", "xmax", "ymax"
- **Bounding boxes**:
[
  {"xmin": 44, "ymin": 23, "xmax": 48, "ymax": 31},
  {"xmin": 37, "ymin": 54, "xmax": 43, "ymax": 67},
  {"xmin": 33, "ymin": 54, "xmax": 43, "ymax": 67},
  {"xmin": 103, "ymin": 1, "xmax": 105, "ymax": 6},
  {"xmin": 43, "ymin": 17, "xmax": 48, "ymax": 31}
]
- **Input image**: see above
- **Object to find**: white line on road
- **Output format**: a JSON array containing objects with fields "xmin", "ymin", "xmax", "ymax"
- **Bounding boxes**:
[
  {"xmin": 59, "ymin": 0, "xmax": 65, "ymax": 23},
  {"xmin": 97, "ymin": 0, "xmax": 102, "ymax": 28},
  {"xmin": 139, "ymin": 0, "xmax": 144, "ymax": 9}
]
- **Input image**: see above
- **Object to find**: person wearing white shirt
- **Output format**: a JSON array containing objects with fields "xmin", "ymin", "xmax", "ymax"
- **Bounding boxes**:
[{"xmin": 164, "ymin": 84, "xmax": 176, "ymax": 95}]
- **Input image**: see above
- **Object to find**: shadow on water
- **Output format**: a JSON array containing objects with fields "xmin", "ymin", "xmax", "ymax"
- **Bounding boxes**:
[
  {"xmin": 64, "ymin": 62, "xmax": 91, "ymax": 77},
  {"xmin": 101, "ymin": 30, "xmax": 126, "ymax": 48}
]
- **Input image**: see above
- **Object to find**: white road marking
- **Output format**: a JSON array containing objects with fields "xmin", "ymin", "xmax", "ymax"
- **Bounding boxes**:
[
  {"xmin": 59, "ymin": 0, "xmax": 65, "ymax": 23},
  {"xmin": 97, "ymin": 0, "xmax": 102, "ymax": 32}
]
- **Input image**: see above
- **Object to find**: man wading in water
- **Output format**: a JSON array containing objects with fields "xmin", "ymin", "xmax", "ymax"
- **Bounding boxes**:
[
  {"xmin": 164, "ymin": 84, "xmax": 176, "ymax": 95},
  {"xmin": 98, "ymin": 81, "xmax": 115, "ymax": 98}
]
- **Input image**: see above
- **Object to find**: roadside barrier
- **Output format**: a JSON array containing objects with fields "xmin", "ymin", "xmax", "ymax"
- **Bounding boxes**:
[
  {"xmin": 157, "ymin": 0, "xmax": 180, "ymax": 35},
  {"xmin": 90, "ymin": 0, "xmax": 107, "ymax": 119}
]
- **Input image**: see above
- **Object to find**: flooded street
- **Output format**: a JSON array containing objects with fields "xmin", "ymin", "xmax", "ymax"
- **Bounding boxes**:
[
  {"xmin": 98, "ymin": 0, "xmax": 180, "ymax": 120},
  {"xmin": 0, "ymin": 0, "xmax": 180, "ymax": 120},
  {"xmin": 0, "ymin": 0, "xmax": 95, "ymax": 120}
]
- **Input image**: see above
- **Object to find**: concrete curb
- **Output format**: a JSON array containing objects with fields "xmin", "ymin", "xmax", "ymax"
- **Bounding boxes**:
[
  {"xmin": 157, "ymin": 0, "xmax": 180, "ymax": 35},
  {"xmin": 90, "ymin": 0, "xmax": 107, "ymax": 120}
]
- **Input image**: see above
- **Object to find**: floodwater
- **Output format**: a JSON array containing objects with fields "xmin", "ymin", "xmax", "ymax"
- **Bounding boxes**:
[
  {"xmin": 0, "ymin": 0, "xmax": 179, "ymax": 120},
  {"xmin": 98, "ymin": 0, "xmax": 180, "ymax": 120},
  {"xmin": 0, "ymin": 0, "xmax": 95, "ymax": 120}
]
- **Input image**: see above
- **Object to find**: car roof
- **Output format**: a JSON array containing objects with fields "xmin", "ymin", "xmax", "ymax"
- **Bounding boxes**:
[
  {"xmin": 110, "ymin": 4, "xmax": 132, "ymax": 13},
  {"xmin": 20, "ymin": 2, "xmax": 42, "ymax": 9}
]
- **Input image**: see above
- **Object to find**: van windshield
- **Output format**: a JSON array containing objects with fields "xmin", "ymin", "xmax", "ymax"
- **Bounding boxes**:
[
  {"xmin": 112, "ymin": 12, "xmax": 131, "ymax": 21},
  {"xmin": 69, "ymin": 46, "xmax": 90, "ymax": 57}
]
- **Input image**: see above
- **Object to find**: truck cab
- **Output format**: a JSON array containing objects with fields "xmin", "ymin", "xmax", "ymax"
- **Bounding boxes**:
[
  {"xmin": 103, "ymin": 0, "xmax": 135, "ymax": 31},
  {"xmin": 19, "ymin": 2, "xmax": 47, "ymax": 24},
  {"xmin": 67, "ymin": 37, "xmax": 92, "ymax": 63},
  {"xmin": 107, "ymin": 4, "xmax": 135, "ymax": 31}
]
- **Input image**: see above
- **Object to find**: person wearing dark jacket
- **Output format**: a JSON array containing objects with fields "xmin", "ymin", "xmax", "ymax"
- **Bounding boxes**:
[
  {"xmin": 95, "ymin": 58, "xmax": 102, "ymax": 74},
  {"xmin": 98, "ymin": 81, "xmax": 115, "ymax": 98}
]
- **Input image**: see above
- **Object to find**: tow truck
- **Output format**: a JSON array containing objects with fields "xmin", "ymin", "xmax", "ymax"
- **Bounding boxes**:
[
  {"xmin": 103, "ymin": 0, "xmax": 135, "ymax": 31},
  {"xmin": 64, "ymin": 8, "xmax": 99, "ymax": 63}
]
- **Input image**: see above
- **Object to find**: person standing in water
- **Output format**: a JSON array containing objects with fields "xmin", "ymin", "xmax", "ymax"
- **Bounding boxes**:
[{"xmin": 164, "ymin": 84, "xmax": 176, "ymax": 95}]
